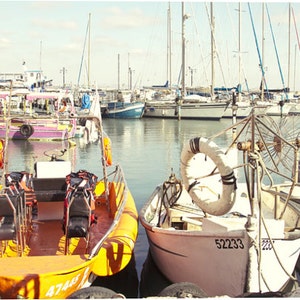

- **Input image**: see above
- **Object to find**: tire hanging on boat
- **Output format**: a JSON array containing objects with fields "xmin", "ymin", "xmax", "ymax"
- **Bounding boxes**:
[
  {"xmin": 180, "ymin": 137, "xmax": 237, "ymax": 216},
  {"xmin": 19, "ymin": 124, "xmax": 34, "ymax": 138},
  {"xmin": 158, "ymin": 282, "xmax": 208, "ymax": 298},
  {"xmin": 67, "ymin": 286, "xmax": 119, "ymax": 299}
]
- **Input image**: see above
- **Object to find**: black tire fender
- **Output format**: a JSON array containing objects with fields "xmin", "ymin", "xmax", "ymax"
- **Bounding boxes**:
[
  {"xmin": 158, "ymin": 282, "xmax": 208, "ymax": 298},
  {"xmin": 67, "ymin": 286, "xmax": 124, "ymax": 299},
  {"xmin": 20, "ymin": 124, "xmax": 34, "ymax": 137}
]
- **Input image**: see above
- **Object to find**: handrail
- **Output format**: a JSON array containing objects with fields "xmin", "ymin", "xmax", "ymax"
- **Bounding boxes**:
[{"xmin": 88, "ymin": 164, "xmax": 128, "ymax": 259}]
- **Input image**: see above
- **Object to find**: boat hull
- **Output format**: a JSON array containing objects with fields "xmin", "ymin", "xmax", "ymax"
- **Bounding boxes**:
[
  {"xmin": 222, "ymin": 104, "xmax": 253, "ymax": 118},
  {"xmin": 0, "ymin": 255, "xmax": 94, "ymax": 299},
  {"xmin": 144, "ymin": 102, "xmax": 226, "ymax": 120},
  {"xmin": 0, "ymin": 118, "xmax": 76, "ymax": 140},
  {"xmin": 102, "ymin": 102, "xmax": 145, "ymax": 119},
  {"xmin": 0, "ymin": 178, "xmax": 138, "ymax": 299},
  {"xmin": 143, "ymin": 223, "xmax": 249, "ymax": 297},
  {"xmin": 140, "ymin": 183, "xmax": 300, "ymax": 297}
]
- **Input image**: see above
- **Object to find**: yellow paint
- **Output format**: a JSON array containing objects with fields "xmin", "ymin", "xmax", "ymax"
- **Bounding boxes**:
[
  {"xmin": 0, "ymin": 180, "xmax": 138, "ymax": 298},
  {"xmin": 92, "ymin": 189, "xmax": 138, "ymax": 276},
  {"xmin": 94, "ymin": 181, "xmax": 105, "ymax": 197}
]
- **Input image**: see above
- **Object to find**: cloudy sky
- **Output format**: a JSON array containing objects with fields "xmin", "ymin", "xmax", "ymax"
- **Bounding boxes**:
[{"xmin": 0, "ymin": 1, "xmax": 299, "ymax": 92}]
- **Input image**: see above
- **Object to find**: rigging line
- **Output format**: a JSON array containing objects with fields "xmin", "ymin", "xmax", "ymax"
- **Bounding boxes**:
[
  {"xmin": 227, "ymin": 3, "xmax": 251, "ymax": 94},
  {"xmin": 247, "ymin": 2, "xmax": 269, "ymax": 95},
  {"xmin": 140, "ymin": 2, "xmax": 171, "ymax": 87},
  {"xmin": 265, "ymin": 4, "xmax": 288, "ymax": 98},
  {"xmin": 204, "ymin": 3, "xmax": 229, "ymax": 95},
  {"xmin": 77, "ymin": 18, "xmax": 90, "ymax": 86},
  {"xmin": 291, "ymin": 6, "xmax": 300, "ymax": 51},
  {"xmin": 189, "ymin": 2, "xmax": 210, "ymax": 87}
]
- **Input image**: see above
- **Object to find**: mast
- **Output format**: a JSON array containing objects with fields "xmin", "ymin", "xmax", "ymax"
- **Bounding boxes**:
[
  {"xmin": 238, "ymin": 3, "xmax": 241, "ymax": 102},
  {"xmin": 182, "ymin": 2, "xmax": 186, "ymax": 98},
  {"xmin": 39, "ymin": 41, "xmax": 42, "ymax": 73},
  {"xmin": 210, "ymin": 3, "xmax": 215, "ymax": 100},
  {"xmin": 77, "ymin": 13, "xmax": 91, "ymax": 87},
  {"xmin": 288, "ymin": 3, "xmax": 291, "ymax": 91},
  {"xmin": 88, "ymin": 13, "xmax": 91, "ymax": 88},
  {"xmin": 118, "ymin": 54, "xmax": 120, "ymax": 90},
  {"xmin": 167, "ymin": 2, "xmax": 172, "ymax": 90},
  {"xmin": 261, "ymin": 3, "xmax": 265, "ymax": 102}
]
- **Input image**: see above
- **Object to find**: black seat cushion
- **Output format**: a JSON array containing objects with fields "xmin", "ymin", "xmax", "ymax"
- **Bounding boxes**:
[
  {"xmin": 0, "ymin": 216, "xmax": 16, "ymax": 240},
  {"xmin": 67, "ymin": 217, "xmax": 89, "ymax": 238}
]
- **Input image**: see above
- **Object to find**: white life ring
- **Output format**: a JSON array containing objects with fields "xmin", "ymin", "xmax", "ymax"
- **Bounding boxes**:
[{"xmin": 181, "ymin": 137, "xmax": 236, "ymax": 216}]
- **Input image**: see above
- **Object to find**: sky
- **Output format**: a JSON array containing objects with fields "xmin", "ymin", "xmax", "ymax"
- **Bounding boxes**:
[{"xmin": 0, "ymin": 1, "xmax": 300, "ymax": 92}]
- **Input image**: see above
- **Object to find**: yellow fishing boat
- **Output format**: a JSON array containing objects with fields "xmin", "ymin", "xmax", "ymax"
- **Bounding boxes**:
[{"xmin": 0, "ymin": 116, "xmax": 138, "ymax": 299}]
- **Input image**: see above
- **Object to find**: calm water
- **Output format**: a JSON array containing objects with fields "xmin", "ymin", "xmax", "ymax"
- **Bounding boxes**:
[
  {"xmin": 5, "ymin": 117, "xmax": 233, "ymax": 285},
  {"xmin": 102, "ymin": 117, "xmax": 233, "ymax": 278}
]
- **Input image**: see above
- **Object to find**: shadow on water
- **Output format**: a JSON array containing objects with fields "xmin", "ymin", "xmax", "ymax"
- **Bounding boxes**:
[
  {"xmin": 139, "ymin": 250, "xmax": 171, "ymax": 298},
  {"xmin": 90, "ymin": 250, "xmax": 172, "ymax": 298},
  {"xmin": 92, "ymin": 254, "xmax": 139, "ymax": 298}
]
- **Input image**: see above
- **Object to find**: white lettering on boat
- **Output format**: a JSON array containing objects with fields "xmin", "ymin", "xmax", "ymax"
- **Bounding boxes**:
[{"xmin": 45, "ymin": 268, "xmax": 90, "ymax": 298}]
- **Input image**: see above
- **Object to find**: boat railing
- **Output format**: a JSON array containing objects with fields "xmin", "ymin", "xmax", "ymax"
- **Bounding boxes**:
[
  {"xmin": 88, "ymin": 164, "xmax": 128, "ymax": 259},
  {"xmin": 0, "ymin": 187, "xmax": 27, "ymax": 256}
]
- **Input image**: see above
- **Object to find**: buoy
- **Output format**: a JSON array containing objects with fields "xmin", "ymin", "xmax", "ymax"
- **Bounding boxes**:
[{"xmin": 103, "ymin": 136, "xmax": 112, "ymax": 166}]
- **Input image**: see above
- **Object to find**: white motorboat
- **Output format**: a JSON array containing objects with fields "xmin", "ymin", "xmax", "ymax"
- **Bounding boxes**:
[{"xmin": 140, "ymin": 112, "xmax": 300, "ymax": 297}]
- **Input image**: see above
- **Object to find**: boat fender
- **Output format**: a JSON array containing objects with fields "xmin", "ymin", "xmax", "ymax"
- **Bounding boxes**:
[
  {"xmin": 158, "ymin": 282, "xmax": 208, "ymax": 298},
  {"xmin": 103, "ymin": 136, "xmax": 112, "ymax": 166},
  {"xmin": 67, "ymin": 286, "xmax": 122, "ymax": 299},
  {"xmin": 0, "ymin": 139, "xmax": 4, "ymax": 169},
  {"xmin": 20, "ymin": 124, "xmax": 34, "ymax": 138},
  {"xmin": 181, "ymin": 137, "xmax": 236, "ymax": 216}
]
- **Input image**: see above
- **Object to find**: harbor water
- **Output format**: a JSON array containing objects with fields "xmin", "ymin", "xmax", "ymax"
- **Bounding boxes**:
[
  {"xmin": 102, "ymin": 117, "xmax": 233, "ymax": 277},
  {"xmin": 5, "ymin": 117, "xmax": 234, "ymax": 296}
]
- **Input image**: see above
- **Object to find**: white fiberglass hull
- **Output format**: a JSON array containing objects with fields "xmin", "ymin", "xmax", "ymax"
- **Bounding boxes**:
[
  {"xmin": 144, "ymin": 102, "xmax": 226, "ymax": 120},
  {"xmin": 143, "ymin": 220, "xmax": 249, "ymax": 297},
  {"xmin": 140, "ymin": 185, "xmax": 300, "ymax": 297}
]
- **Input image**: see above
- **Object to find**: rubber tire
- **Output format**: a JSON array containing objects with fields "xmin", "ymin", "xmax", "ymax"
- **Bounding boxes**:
[
  {"xmin": 67, "ymin": 286, "xmax": 121, "ymax": 298},
  {"xmin": 20, "ymin": 124, "xmax": 34, "ymax": 137},
  {"xmin": 158, "ymin": 282, "xmax": 208, "ymax": 298}
]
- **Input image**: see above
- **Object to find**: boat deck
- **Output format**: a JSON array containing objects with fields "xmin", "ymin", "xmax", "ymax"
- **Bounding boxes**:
[{"xmin": 1, "ymin": 197, "xmax": 113, "ymax": 258}]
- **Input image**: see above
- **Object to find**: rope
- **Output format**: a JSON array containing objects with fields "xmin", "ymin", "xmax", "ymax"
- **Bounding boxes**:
[
  {"xmin": 247, "ymin": 3, "xmax": 270, "ymax": 96},
  {"xmin": 255, "ymin": 150, "xmax": 298, "ymax": 284},
  {"xmin": 265, "ymin": 4, "xmax": 288, "ymax": 98}
]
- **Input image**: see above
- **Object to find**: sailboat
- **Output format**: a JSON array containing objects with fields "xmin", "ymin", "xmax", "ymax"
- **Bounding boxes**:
[
  {"xmin": 140, "ymin": 110, "xmax": 300, "ymax": 297},
  {"xmin": 143, "ymin": 3, "xmax": 227, "ymax": 120}
]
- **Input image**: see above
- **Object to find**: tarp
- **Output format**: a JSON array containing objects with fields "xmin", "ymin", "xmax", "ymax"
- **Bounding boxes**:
[{"xmin": 81, "ymin": 93, "xmax": 91, "ymax": 109}]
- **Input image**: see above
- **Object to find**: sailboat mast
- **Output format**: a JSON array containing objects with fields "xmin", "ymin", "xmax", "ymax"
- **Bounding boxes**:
[
  {"xmin": 118, "ymin": 54, "xmax": 120, "ymax": 90},
  {"xmin": 167, "ymin": 2, "xmax": 172, "ymax": 89},
  {"xmin": 288, "ymin": 3, "xmax": 291, "ymax": 91},
  {"xmin": 210, "ymin": 3, "xmax": 215, "ymax": 100},
  {"xmin": 182, "ymin": 2, "xmax": 186, "ymax": 98},
  {"xmin": 39, "ymin": 40, "xmax": 42, "ymax": 73},
  {"xmin": 88, "ymin": 13, "xmax": 91, "ymax": 88},
  {"xmin": 238, "ymin": 3, "xmax": 241, "ymax": 103},
  {"xmin": 261, "ymin": 3, "xmax": 265, "ymax": 102}
]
